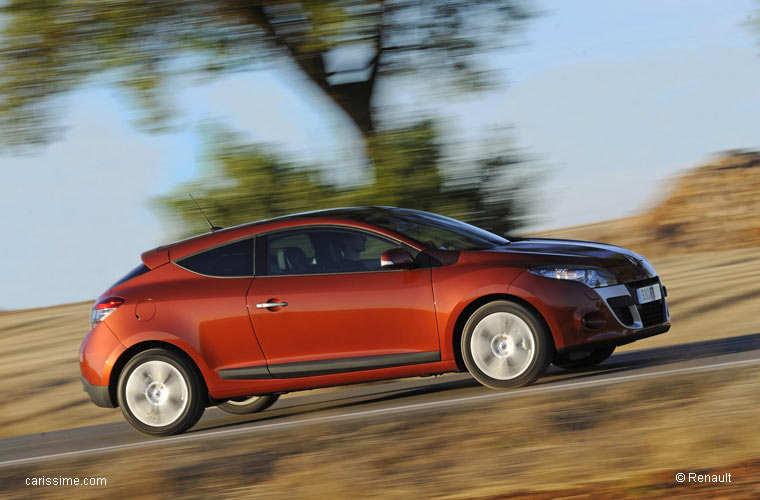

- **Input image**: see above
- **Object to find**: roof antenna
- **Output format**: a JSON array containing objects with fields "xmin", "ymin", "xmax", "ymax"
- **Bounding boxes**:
[{"xmin": 188, "ymin": 194, "xmax": 222, "ymax": 232}]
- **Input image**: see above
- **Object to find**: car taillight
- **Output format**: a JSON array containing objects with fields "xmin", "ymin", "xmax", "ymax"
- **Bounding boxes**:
[{"xmin": 91, "ymin": 297, "xmax": 125, "ymax": 328}]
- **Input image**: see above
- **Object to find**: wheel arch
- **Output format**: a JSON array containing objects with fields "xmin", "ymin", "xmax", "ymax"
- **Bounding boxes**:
[
  {"xmin": 108, "ymin": 341, "xmax": 210, "ymax": 408},
  {"xmin": 451, "ymin": 293, "xmax": 556, "ymax": 371}
]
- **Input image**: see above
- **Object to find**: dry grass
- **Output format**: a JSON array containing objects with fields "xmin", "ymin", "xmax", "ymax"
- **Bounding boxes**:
[
  {"xmin": 1, "ymin": 247, "xmax": 759, "ymax": 439},
  {"xmin": 532, "ymin": 151, "xmax": 760, "ymax": 257},
  {"xmin": 2, "ymin": 365, "xmax": 759, "ymax": 499},
  {"xmin": 0, "ymin": 302, "xmax": 125, "ymax": 437},
  {"xmin": 617, "ymin": 247, "xmax": 760, "ymax": 351}
]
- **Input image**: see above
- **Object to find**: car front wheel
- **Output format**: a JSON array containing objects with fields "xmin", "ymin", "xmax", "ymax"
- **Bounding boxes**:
[
  {"xmin": 462, "ymin": 300, "xmax": 550, "ymax": 389},
  {"xmin": 218, "ymin": 394, "xmax": 280, "ymax": 415},
  {"xmin": 117, "ymin": 349, "xmax": 205, "ymax": 436}
]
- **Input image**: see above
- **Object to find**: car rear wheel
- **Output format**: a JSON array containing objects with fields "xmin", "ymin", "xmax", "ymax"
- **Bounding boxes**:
[
  {"xmin": 553, "ymin": 346, "xmax": 615, "ymax": 370},
  {"xmin": 461, "ymin": 300, "xmax": 550, "ymax": 389},
  {"xmin": 117, "ymin": 349, "xmax": 205, "ymax": 436},
  {"xmin": 217, "ymin": 394, "xmax": 280, "ymax": 415}
]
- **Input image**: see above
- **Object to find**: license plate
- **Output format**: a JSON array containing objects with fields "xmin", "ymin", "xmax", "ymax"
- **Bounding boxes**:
[{"xmin": 637, "ymin": 284, "xmax": 662, "ymax": 304}]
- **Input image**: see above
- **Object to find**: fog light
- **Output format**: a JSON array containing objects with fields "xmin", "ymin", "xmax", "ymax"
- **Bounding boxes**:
[{"xmin": 582, "ymin": 312, "xmax": 605, "ymax": 330}]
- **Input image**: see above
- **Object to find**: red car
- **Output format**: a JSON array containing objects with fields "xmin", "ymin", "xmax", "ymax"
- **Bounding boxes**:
[{"xmin": 80, "ymin": 207, "xmax": 670, "ymax": 435}]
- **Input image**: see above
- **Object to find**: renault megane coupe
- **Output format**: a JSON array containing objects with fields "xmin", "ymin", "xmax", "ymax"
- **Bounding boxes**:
[{"xmin": 79, "ymin": 207, "xmax": 670, "ymax": 435}]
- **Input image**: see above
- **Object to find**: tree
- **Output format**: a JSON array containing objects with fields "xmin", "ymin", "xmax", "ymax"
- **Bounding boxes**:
[
  {"xmin": 1, "ymin": 1, "xmax": 535, "ymax": 235},
  {"xmin": 0, "ymin": 0, "xmax": 530, "ymax": 158},
  {"xmin": 156, "ymin": 121, "xmax": 531, "ymax": 238}
]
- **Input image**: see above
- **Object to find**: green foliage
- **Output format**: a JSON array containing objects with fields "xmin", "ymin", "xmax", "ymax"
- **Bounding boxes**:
[
  {"xmin": 155, "ymin": 131, "xmax": 338, "ymax": 237},
  {"xmin": 0, "ymin": 1, "xmax": 534, "ymax": 234},
  {"xmin": 0, "ymin": 0, "xmax": 531, "ymax": 147},
  {"xmin": 367, "ymin": 121, "xmax": 445, "ymax": 210},
  {"xmin": 155, "ymin": 122, "xmax": 530, "ymax": 238}
]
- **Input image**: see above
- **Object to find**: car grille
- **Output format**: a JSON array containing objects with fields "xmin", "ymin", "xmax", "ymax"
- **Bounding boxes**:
[
  {"xmin": 612, "ymin": 306, "xmax": 634, "ymax": 325},
  {"xmin": 607, "ymin": 277, "xmax": 667, "ymax": 327},
  {"xmin": 638, "ymin": 300, "xmax": 666, "ymax": 327}
]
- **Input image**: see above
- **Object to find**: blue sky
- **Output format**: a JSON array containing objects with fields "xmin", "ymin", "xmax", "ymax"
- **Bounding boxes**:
[{"xmin": 2, "ymin": 0, "xmax": 759, "ymax": 310}]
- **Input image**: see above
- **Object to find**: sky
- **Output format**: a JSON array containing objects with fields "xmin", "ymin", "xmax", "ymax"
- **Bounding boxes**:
[{"xmin": 2, "ymin": 0, "xmax": 760, "ymax": 310}]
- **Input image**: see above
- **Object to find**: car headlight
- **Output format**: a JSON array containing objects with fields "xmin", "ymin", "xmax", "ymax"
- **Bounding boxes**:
[{"xmin": 528, "ymin": 267, "xmax": 618, "ymax": 288}]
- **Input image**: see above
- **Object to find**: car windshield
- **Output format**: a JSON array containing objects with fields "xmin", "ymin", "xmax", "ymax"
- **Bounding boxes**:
[{"xmin": 356, "ymin": 209, "xmax": 510, "ymax": 251}]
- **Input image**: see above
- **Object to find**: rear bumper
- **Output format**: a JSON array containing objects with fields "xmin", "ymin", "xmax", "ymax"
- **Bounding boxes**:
[{"xmin": 81, "ymin": 376, "xmax": 115, "ymax": 408}]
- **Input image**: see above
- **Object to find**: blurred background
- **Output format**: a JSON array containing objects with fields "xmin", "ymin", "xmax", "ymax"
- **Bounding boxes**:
[
  {"xmin": 2, "ymin": 2, "xmax": 760, "ymax": 498},
  {"xmin": 1, "ymin": 0, "xmax": 759, "ymax": 310}
]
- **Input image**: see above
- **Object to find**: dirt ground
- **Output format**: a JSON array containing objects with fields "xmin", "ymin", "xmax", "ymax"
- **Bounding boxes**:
[
  {"xmin": 1, "ymin": 247, "xmax": 759, "ymax": 439},
  {"xmin": 2, "ymin": 364, "xmax": 759, "ymax": 499}
]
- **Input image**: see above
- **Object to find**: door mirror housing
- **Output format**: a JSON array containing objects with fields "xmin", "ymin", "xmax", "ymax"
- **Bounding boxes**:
[{"xmin": 380, "ymin": 248, "xmax": 415, "ymax": 269}]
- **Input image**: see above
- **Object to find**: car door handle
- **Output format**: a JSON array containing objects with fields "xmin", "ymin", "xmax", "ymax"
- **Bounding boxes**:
[{"xmin": 256, "ymin": 302, "xmax": 288, "ymax": 309}]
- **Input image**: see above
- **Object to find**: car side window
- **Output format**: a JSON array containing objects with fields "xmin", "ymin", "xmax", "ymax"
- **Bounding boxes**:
[
  {"xmin": 176, "ymin": 238, "xmax": 254, "ymax": 277},
  {"xmin": 265, "ymin": 229, "xmax": 403, "ymax": 275},
  {"xmin": 266, "ymin": 232, "xmax": 317, "ymax": 275}
]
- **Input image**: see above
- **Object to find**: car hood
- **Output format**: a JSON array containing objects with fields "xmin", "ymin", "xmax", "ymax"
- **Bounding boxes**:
[{"xmin": 464, "ymin": 238, "xmax": 657, "ymax": 283}]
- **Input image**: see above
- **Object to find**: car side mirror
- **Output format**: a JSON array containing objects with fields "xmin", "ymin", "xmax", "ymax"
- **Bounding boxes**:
[{"xmin": 380, "ymin": 248, "xmax": 415, "ymax": 270}]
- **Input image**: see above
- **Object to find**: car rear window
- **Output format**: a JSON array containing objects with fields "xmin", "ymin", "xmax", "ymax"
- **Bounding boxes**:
[
  {"xmin": 110, "ymin": 263, "xmax": 150, "ymax": 289},
  {"xmin": 176, "ymin": 238, "xmax": 254, "ymax": 277}
]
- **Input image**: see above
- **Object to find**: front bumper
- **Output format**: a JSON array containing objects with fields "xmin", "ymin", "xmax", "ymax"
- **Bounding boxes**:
[
  {"xmin": 595, "ymin": 278, "xmax": 669, "ymax": 330},
  {"xmin": 556, "ymin": 323, "xmax": 670, "ymax": 356},
  {"xmin": 81, "ymin": 376, "xmax": 115, "ymax": 408},
  {"xmin": 509, "ymin": 271, "xmax": 670, "ymax": 350}
]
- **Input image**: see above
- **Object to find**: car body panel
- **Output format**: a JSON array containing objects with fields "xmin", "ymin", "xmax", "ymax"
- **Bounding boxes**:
[
  {"xmin": 429, "ymin": 256, "xmax": 528, "ymax": 362},
  {"xmin": 79, "ymin": 322, "xmax": 125, "ymax": 386},
  {"xmin": 140, "ymin": 246, "xmax": 170, "ymax": 270},
  {"xmin": 80, "ymin": 207, "xmax": 671, "ymax": 409},
  {"xmin": 508, "ymin": 270, "xmax": 624, "ymax": 349},
  {"xmin": 487, "ymin": 238, "xmax": 656, "ymax": 282},
  {"xmin": 247, "ymin": 268, "xmax": 440, "ymax": 367},
  {"xmin": 105, "ymin": 263, "xmax": 268, "ymax": 373},
  {"xmin": 205, "ymin": 360, "xmax": 457, "ymax": 400}
]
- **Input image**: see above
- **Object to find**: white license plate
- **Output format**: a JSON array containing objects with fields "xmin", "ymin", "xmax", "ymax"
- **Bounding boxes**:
[{"xmin": 637, "ymin": 284, "xmax": 662, "ymax": 304}]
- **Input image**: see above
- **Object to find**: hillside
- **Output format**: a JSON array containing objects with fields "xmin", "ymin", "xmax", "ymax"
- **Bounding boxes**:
[
  {"xmin": 2, "ymin": 151, "xmax": 760, "ymax": 438},
  {"xmin": 535, "ymin": 150, "xmax": 760, "ymax": 256}
]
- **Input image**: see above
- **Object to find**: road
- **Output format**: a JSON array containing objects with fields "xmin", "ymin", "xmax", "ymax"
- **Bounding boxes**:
[{"xmin": 2, "ymin": 333, "xmax": 760, "ymax": 468}]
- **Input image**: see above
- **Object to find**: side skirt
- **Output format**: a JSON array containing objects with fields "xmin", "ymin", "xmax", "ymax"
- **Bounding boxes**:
[{"xmin": 219, "ymin": 351, "xmax": 442, "ymax": 380}]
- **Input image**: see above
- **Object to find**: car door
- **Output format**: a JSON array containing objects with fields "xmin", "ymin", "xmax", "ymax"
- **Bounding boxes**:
[
  {"xmin": 247, "ymin": 226, "xmax": 440, "ymax": 377},
  {"xmin": 166, "ymin": 237, "xmax": 268, "ymax": 373}
]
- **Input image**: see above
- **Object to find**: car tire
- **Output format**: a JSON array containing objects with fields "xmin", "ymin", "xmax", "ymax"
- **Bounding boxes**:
[
  {"xmin": 553, "ymin": 346, "xmax": 615, "ymax": 370},
  {"xmin": 217, "ymin": 394, "xmax": 280, "ymax": 415},
  {"xmin": 117, "ymin": 348, "xmax": 205, "ymax": 436},
  {"xmin": 461, "ymin": 300, "xmax": 550, "ymax": 389}
]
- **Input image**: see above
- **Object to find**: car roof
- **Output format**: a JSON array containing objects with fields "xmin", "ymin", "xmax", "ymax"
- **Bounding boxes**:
[
  {"xmin": 142, "ymin": 207, "xmax": 416, "ymax": 267},
  {"xmin": 242, "ymin": 206, "xmax": 398, "ymax": 226},
  {"xmin": 177, "ymin": 206, "xmax": 400, "ymax": 242}
]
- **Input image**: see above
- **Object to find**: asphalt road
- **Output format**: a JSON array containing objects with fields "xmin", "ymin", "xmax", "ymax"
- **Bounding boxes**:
[{"xmin": 2, "ymin": 333, "xmax": 760, "ymax": 468}]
